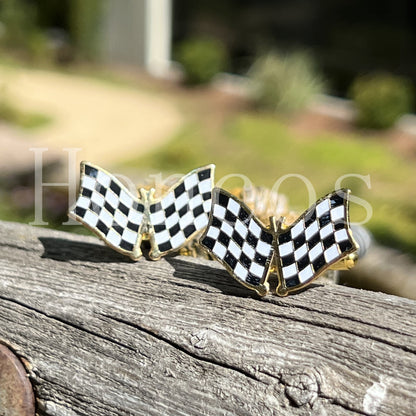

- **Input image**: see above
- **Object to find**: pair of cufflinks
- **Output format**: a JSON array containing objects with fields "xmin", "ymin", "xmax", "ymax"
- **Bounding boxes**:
[{"xmin": 69, "ymin": 163, "xmax": 358, "ymax": 296}]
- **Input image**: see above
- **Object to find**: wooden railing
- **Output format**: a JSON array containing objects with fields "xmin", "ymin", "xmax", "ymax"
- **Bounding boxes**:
[{"xmin": 0, "ymin": 220, "xmax": 415, "ymax": 415}]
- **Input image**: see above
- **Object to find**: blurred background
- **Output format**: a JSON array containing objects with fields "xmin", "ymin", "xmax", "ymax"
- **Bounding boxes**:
[{"xmin": 0, "ymin": 0, "xmax": 415, "ymax": 298}]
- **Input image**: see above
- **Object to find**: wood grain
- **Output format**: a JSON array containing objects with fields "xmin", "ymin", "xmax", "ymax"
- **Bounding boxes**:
[{"xmin": 0, "ymin": 220, "xmax": 415, "ymax": 416}]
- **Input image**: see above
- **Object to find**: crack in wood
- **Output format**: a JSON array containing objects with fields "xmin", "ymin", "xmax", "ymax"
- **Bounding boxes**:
[
  {"xmin": 249, "ymin": 303, "xmax": 416, "ymax": 355},
  {"xmin": 101, "ymin": 313, "xmax": 263, "ymax": 384},
  {"xmin": 267, "ymin": 297, "xmax": 415, "ymax": 341},
  {"xmin": 0, "ymin": 295, "xmax": 137, "ymax": 353}
]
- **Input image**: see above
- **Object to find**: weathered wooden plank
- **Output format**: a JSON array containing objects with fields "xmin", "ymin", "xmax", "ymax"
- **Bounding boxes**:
[{"xmin": 0, "ymin": 220, "xmax": 415, "ymax": 416}]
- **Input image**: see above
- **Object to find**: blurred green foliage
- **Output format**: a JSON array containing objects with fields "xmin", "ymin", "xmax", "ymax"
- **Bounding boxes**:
[
  {"xmin": 69, "ymin": 0, "xmax": 102, "ymax": 60},
  {"xmin": 176, "ymin": 37, "xmax": 228, "ymax": 85},
  {"xmin": 123, "ymin": 114, "xmax": 416, "ymax": 257},
  {"xmin": 0, "ymin": 85, "xmax": 51, "ymax": 129},
  {"xmin": 0, "ymin": 98, "xmax": 52, "ymax": 129},
  {"xmin": 248, "ymin": 51, "xmax": 326, "ymax": 113},
  {"xmin": 350, "ymin": 73, "xmax": 414, "ymax": 129},
  {"xmin": 0, "ymin": 100, "xmax": 51, "ymax": 129},
  {"xmin": 0, "ymin": 0, "xmax": 50, "ymax": 62}
]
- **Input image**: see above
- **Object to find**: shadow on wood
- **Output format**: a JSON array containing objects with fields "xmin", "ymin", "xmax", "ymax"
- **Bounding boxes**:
[{"xmin": 39, "ymin": 236, "xmax": 134, "ymax": 263}]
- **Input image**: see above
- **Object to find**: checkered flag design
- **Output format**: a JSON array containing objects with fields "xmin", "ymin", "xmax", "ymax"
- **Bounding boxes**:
[
  {"xmin": 200, "ymin": 188, "xmax": 274, "ymax": 290},
  {"xmin": 149, "ymin": 165, "xmax": 214, "ymax": 258},
  {"xmin": 277, "ymin": 189, "xmax": 356, "ymax": 291},
  {"xmin": 69, "ymin": 162, "xmax": 145, "ymax": 259}
]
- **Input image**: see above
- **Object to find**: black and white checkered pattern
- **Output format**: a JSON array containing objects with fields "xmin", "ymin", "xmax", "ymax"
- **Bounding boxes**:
[
  {"xmin": 277, "ymin": 190, "xmax": 355, "ymax": 289},
  {"xmin": 149, "ymin": 165, "xmax": 214, "ymax": 254},
  {"xmin": 69, "ymin": 163, "xmax": 145, "ymax": 256},
  {"xmin": 200, "ymin": 188, "xmax": 274, "ymax": 288}
]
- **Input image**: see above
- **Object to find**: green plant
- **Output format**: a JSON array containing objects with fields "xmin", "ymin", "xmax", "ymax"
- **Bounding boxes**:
[
  {"xmin": 349, "ymin": 73, "xmax": 414, "ymax": 129},
  {"xmin": 0, "ymin": 0, "xmax": 51, "ymax": 63},
  {"xmin": 248, "ymin": 51, "xmax": 326, "ymax": 113},
  {"xmin": 176, "ymin": 37, "xmax": 228, "ymax": 85},
  {"xmin": 69, "ymin": 0, "xmax": 103, "ymax": 60},
  {"xmin": 0, "ymin": 88, "xmax": 51, "ymax": 129},
  {"xmin": 0, "ymin": 0, "xmax": 36, "ymax": 48}
]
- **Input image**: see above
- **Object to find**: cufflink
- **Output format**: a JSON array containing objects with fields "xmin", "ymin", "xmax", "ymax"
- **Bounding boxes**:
[{"xmin": 200, "ymin": 187, "xmax": 358, "ymax": 296}]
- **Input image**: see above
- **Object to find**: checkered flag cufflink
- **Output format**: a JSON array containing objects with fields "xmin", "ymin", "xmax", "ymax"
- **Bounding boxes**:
[
  {"xmin": 200, "ymin": 188, "xmax": 358, "ymax": 296},
  {"xmin": 68, "ymin": 162, "xmax": 215, "ymax": 260},
  {"xmin": 68, "ymin": 162, "xmax": 357, "ymax": 296}
]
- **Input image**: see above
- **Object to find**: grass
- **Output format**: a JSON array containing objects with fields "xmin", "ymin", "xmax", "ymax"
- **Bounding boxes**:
[
  {"xmin": 123, "ymin": 113, "xmax": 416, "ymax": 256},
  {"xmin": 0, "ymin": 98, "xmax": 52, "ymax": 129}
]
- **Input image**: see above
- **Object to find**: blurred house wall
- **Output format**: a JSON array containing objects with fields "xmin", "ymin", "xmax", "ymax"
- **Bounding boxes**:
[{"xmin": 101, "ymin": 0, "xmax": 171, "ymax": 76}]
